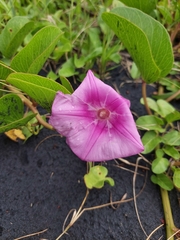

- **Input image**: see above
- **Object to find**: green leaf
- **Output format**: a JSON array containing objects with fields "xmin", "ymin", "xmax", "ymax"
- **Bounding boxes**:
[
  {"xmin": 173, "ymin": 169, "xmax": 180, "ymax": 188},
  {"xmin": 161, "ymin": 130, "xmax": 180, "ymax": 146},
  {"xmin": 0, "ymin": 16, "xmax": 34, "ymax": 58},
  {"xmin": 142, "ymin": 131, "xmax": 161, "ymax": 154},
  {"xmin": 102, "ymin": 7, "xmax": 173, "ymax": 83},
  {"xmin": 84, "ymin": 165, "xmax": 115, "ymax": 189},
  {"xmin": 119, "ymin": 0, "xmax": 157, "ymax": 14},
  {"xmin": 60, "ymin": 76, "xmax": 74, "ymax": 94},
  {"xmin": 136, "ymin": 115, "xmax": 165, "ymax": 132},
  {"xmin": 0, "ymin": 94, "xmax": 36, "ymax": 133},
  {"xmin": 6, "ymin": 72, "xmax": 70, "ymax": 111},
  {"xmin": 156, "ymin": 99, "xmax": 175, "ymax": 118},
  {"xmin": 0, "ymin": 62, "xmax": 15, "ymax": 80},
  {"xmin": 165, "ymin": 110, "xmax": 180, "ymax": 123},
  {"xmin": 130, "ymin": 62, "xmax": 141, "ymax": 79},
  {"xmin": 10, "ymin": 25, "xmax": 63, "ymax": 74},
  {"xmin": 58, "ymin": 58, "xmax": 77, "ymax": 77},
  {"xmin": 151, "ymin": 157, "xmax": 169, "ymax": 174},
  {"xmin": 151, "ymin": 174, "xmax": 174, "ymax": 191},
  {"xmin": 155, "ymin": 149, "xmax": 164, "ymax": 158},
  {"xmin": 163, "ymin": 145, "xmax": 180, "ymax": 160},
  {"xmin": 157, "ymin": 5, "xmax": 173, "ymax": 24},
  {"xmin": 140, "ymin": 97, "xmax": 159, "ymax": 113}
]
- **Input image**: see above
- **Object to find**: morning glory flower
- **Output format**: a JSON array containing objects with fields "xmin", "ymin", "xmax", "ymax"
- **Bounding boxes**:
[{"xmin": 49, "ymin": 70, "xmax": 144, "ymax": 162}]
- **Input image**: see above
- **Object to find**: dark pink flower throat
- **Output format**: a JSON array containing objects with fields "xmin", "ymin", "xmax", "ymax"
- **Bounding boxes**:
[{"xmin": 97, "ymin": 108, "xmax": 110, "ymax": 120}]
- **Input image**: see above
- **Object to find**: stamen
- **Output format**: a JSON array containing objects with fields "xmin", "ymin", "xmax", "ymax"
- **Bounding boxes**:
[{"xmin": 97, "ymin": 108, "xmax": 110, "ymax": 120}]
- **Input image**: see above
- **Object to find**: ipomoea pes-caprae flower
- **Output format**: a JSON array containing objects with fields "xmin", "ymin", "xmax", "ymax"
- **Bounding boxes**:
[{"xmin": 49, "ymin": 70, "xmax": 144, "ymax": 161}]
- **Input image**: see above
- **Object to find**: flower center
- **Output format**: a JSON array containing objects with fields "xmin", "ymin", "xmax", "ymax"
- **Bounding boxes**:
[{"xmin": 97, "ymin": 108, "xmax": 110, "ymax": 120}]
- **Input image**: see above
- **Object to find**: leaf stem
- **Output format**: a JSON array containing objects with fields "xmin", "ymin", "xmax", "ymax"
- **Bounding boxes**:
[
  {"xmin": 141, "ymin": 80, "xmax": 152, "ymax": 115},
  {"xmin": 160, "ymin": 188, "xmax": 179, "ymax": 240}
]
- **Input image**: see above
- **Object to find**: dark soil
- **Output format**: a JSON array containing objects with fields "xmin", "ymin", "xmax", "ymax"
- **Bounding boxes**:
[{"xmin": 0, "ymin": 66, "xmax": 179, "ymax": 240}]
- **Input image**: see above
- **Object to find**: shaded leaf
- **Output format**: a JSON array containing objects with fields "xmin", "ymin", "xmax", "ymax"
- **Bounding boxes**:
[
  {"xmin": 0, "ymin": 16, "xmax": 34, "ymax": 58},
  {"xmin": 0, "ymin": 94, "xmax": 36, "ymax": 133}
]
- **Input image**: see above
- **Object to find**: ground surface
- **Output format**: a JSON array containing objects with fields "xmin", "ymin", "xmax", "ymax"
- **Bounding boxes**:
[{"xmin": 0, "ymin": 66, "xmax": 179, "ymax": 240}]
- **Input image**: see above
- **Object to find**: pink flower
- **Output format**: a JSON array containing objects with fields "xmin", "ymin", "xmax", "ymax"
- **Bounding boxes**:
[{"xmin": 49, "ymin": 70, "xmax": 144, "ymax": 161}]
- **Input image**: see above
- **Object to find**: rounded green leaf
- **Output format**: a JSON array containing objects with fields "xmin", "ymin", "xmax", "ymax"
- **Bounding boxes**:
[
  {"xmin": 163, "ymin": 145, "xmax": 180, "ymax": 160},
  {"xmin": 140, "ymin": 97, "xmax": 159, "ymax": 113},
  {"xmin": 161, "ymin": 130, "xmax": 180, "ymax": 146},
  {"xmin": 102, "ymin": 7, "xmax": 173, "ymax": 83},
  {"xmin": 151, "ymin": 157, "xmax": 169, "ymax": 174},
  {"xmin": 156, "ymin": 99, "xmax": 175, "ymax": 118},
  {"xmin": 151, "ymin": 174, "xmax": 174, "ymax": 191},
  {"xmin": 0, "ymin": 16, "xmax": 34, "ymax": 58},
  {"xmin": 142, "ymin": 131, "xmax": 161, "ymax": 154},
  {"xmin": 84, "ymin": 165, "xmax": 115, "ymax": 189}
]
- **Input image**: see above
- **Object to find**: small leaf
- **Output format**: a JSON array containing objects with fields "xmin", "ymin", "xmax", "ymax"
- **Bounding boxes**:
[
  {"xmin": 156, "ymin": 99, "xmax": 175, "ymax": 118},
  {"xmin": 163, "ymin": 145, "xmax": 180, "ymax": 160},
  {"xmin": 165, "ymin": 110, "xmax": 180, "ymax": 123},
  {"xmin": 161, "ymin": 130, "xmax": 180, "ymax": 146},
  {"xmin": 151, "ymin": 174, "xmax": 174, "ymax": 191},
  {"xmin": 136, "ymin": 115, "xmax": 165, "ymax": 132},
  {"xmin": 5, "ymin": 129, "xmax": 26, "ymax": 142},
  {"xmin": 11, "ymin": 25, "xmax": 63, "ymax": 74},
  {"xmin": 155, "ymin": 149, "xmax": 164, "ymax": 158},
  {"xmin": 142, "ymin": 131, "xmax": 161, "ymax": 154},
  {"xmin": 120, "ymin": 0, "xmax": 157, "ymax": 14},
  {"xmin": 140, "ymin": 97, "xmax": 159, "ymax": 113},
  {"xmin": 157, "ymin": 5, "xmax": 173, "ymax": 24},
  {"xmin": 102, "ymin": 7, "xmax": 173, "ymax": 83},
  {"xmin": 130, "ymin": 62, "xmax": 141, "ymax": 79},
  {"xmin": 58, "ymin": 58, "xmax": 77, "ymax": 77},
  {"xmin": 0, "ymin": 16, "xmax": 34, "ymax": 58},
  {"xmin": 151, "ymin": 157, "xmax": 169, "ymax": 174},
  {"xmin": 173, "ymin": 169, "xmax": 180, "ymax": 188},
  {"xmin": 6, "ymin": 72, "xmax": 70, "ymax": 111},
  {"xmin": 60, "ymin": 76, "xmax": 74, "ymax": 94},
  {"xmin": 84, "ymin": 165, "xmax": 115, "ymax": 189},
  {"xmin": 0, "ymin": 94, "xmax": 36, "ymax": 133}
]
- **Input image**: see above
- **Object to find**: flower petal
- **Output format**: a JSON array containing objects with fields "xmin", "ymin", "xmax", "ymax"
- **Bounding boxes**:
[
  {"xmin": 73, "ymin": 70, "xmax": 130, "ymax": 109},
  {"xmin": 50, "ymin": 70, "xmax": 144, "ymax": 162}
]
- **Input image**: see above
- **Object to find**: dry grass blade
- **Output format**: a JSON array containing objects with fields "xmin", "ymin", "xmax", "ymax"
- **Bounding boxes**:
[
  {"xmin": 167, "ymin": 228, "xmax": 180, "ymax": 240},
  {"xmin": 146, "ymin": 224, "xmax": 164, "ymax": 240},
  {"xmin": 35, "ymin": 134, "xmax": 62, "ymax": 151},
  {"xmin": 133, "ymin": 157, "xmax": 148, "ymax": 237},
  {"xmin": 14, "ymin": 228, "xmax": 48, "ymax": 240}
]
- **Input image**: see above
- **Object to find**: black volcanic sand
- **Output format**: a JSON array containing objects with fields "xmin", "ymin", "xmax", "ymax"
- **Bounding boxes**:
[{"xmin": 0, "ymin": 66, "xmax": 179, "ymax": 240}]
